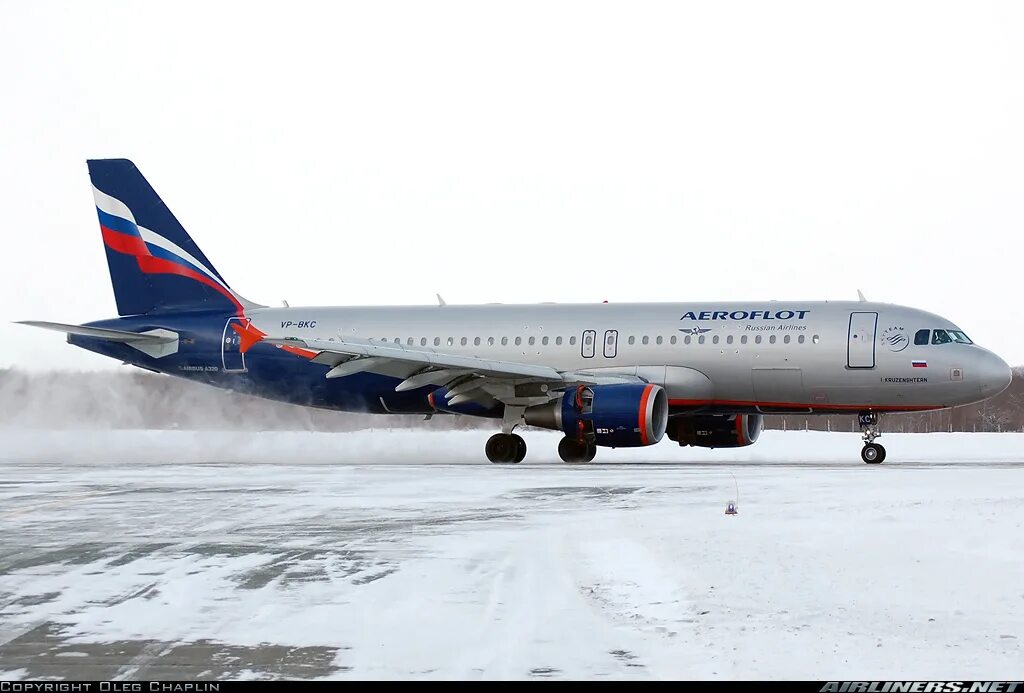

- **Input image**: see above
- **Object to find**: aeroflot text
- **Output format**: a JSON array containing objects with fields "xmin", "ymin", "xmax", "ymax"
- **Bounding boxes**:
[{"xmin": 680, "ymin": 310, "xmax": 811, "ymax": 321}]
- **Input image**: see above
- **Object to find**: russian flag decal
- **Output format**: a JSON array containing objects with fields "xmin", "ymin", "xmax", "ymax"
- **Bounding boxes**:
[{"xmin": 912, "ymin": 360, "xmax": 928, "ymax": 368}]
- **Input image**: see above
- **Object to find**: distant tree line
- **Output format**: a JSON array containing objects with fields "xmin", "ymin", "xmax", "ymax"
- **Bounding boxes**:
[{"xmin": 1, "ymin": 367, "xmax": 1021, "ymax": 433}]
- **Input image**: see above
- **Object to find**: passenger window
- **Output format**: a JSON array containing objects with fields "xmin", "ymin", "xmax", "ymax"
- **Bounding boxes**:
[
  {"xmin": 741, "ymin": 335, "xmax": 748, "ymax": 345},
  {"xmin": 727, "ymin": 335, "xmax": 733, "ymax": 345},
  {"xmin": 656, "ymin": 336, "xmax": 663, "ymax": 345},
  {"xmin": 487, "ymin": 337, "xmax": 494, "ymax": 346},
  {"xmin": 628, "ymin": 336, "xmax": 635, "ymax": 345},
  {"xmin": 914, "ymin": 329, "xmax": 930, "ymax": 346},
  {"xmin": 542, "ymin": 336, "xmax": 549, "ymax": 346},
  {"xmin": 684, "ymin": 336, "xmax": 692, "ymax": 345},
  {"xmin": 755, "ymin": 335, "xmax": 762, "ymax": 344},
  {"xmin": 528, "ymin": 336, "xmax": 535, "ymax": 346},
  {"xmin": 515, "ymin": 336, "xmax": 522, "ymax": 346},
  {"xmin": 556, "ymin": 336, "xmax": 563, "ymax": 345},
  {"xmin": 769, "ymin": 335, "xmax": 776, "ymax": 344},
  {"xmin": 699, "ymin": 336, "xmax": 706, "ymax": 344},
  {"xmin": 784, "ymin": 335, "xmax": 790, "ymax": 344},
  {"xmin": 461, "ymin": 337, "xmax": 467, "ymax": 346},
  {"xmin": 670, "ymin": 336, "xmax": 677, "ymax": 345},
  {"xmin": 712, "ymin": 336, "xmax": 719, "ymax": 345},
  {"xmin": 931, "ymin": 329, "xmax": 951, "ymax": 345},
  {"xmin": 570, "ymin": 336, "xmax": 577, "ymax": 346},
  {"xmin": 474, "ymin": 337, "xmax": 480, "ymax": 346},
  {"xmin": 501, "ymin": 337, "xmax": 508, "ymax": 346},
  {"xmin": 642, "ymin": 336, "xmax": 649, "ymax": 345},
  {"xmin": 812, "ymin": 335, "xmax": 820, "ymax": 344},
  {"xmin": 433, "ymin": 337, "xmax": 440, "ymax": 346},
  {"xmin": 798, "ymin": 335, "xmax": 805, "ymax": 344},
  {"xmin": 421, "ymin": 338, "xmax": 427, "ymax": 346}
]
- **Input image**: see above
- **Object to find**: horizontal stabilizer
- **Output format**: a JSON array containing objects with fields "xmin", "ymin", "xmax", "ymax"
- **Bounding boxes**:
[
  {"xmin": 17, "ymin": 321, "xmax": 175, "ymax": 343},
  {"xmin": 17, "ymin": 321, "xmax": 179, "ymax": 359}
]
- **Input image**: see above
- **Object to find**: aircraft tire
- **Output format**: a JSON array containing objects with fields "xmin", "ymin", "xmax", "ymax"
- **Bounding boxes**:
[
  {"xmin": 558, "ymin": 437, "xmax": 594, "ymax": 463},
  {"xmin": 486, "ymin": 433, "xmax": 519, "ymax": 463},
  {"xmin": 512, "ymin": 434, "xmax": 527, "ymax": 463},
  {"xmin": 861, "ymin": 443, "xmax": 885, "ymax": 464}
]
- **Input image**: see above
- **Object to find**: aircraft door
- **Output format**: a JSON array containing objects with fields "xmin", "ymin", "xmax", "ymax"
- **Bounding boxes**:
[
  {"xmin": 581, "ymin": 330, "xmax": 596, "ymax": 358},
  {"xmin": 603, "ymin": 330, "xmax": 618, "ymax": 358},
  {"xmin": 222, "ymin": 317, "xmax": 248, "ymax": 372},
  {"xmin": 847, "ymin": 312, "xmax": 878, "ymax": 369}
]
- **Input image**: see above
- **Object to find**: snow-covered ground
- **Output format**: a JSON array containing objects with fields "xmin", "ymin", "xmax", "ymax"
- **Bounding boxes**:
[{"xmin": 0, "ymin": 429, "xmax": 1022, "ymax": 680}]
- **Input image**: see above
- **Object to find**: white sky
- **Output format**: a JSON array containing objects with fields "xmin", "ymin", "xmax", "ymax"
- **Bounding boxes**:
[{"xmin": 2, "ymin": 0, "xmax": 1022, "ymax": 371}]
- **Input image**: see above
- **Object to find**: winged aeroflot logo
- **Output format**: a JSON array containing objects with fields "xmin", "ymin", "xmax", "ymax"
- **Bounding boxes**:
[{"xmin": 678, "ymin": 326, "xmax": 712, "ymax": 336}]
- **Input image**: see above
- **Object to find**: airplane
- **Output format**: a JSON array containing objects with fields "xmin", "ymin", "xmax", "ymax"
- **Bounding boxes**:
[{"xmin": 19, "ymin": 159, "xmax": 1013, "ymax": 464}]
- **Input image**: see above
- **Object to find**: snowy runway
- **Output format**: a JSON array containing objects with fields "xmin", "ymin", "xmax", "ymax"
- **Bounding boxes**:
[{"xmin": 1, "ymin": 430, "xmax": 1022, "ymax": 680}]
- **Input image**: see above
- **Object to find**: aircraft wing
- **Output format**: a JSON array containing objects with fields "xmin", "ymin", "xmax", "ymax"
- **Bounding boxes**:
[{"xmin": 261, "ymin": 336, "xmax": 640, "ymax": 406}]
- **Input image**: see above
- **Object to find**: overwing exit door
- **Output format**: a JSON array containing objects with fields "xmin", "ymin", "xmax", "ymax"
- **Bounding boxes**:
[{"xmin": 847, "ymin": 312, "xmax": 878, "ymax": 369}]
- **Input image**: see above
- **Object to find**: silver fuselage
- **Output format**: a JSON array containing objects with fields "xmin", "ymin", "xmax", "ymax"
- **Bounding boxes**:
[{"xmin": 246, "ymin": 300, "xmax": 1011, "ymax": 414}]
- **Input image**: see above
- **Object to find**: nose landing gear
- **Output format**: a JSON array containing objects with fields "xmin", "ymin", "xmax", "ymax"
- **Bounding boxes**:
[{"xmin": 858, "ymin": 412, "xmax": 886, "ymax": 464}]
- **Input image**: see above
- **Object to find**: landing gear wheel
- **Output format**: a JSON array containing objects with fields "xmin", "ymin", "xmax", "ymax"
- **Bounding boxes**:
[
  {"xmin": 861, "ymin": 443, "xmax": 886, "ymax": 464},
  {"xmin": 858, "ymin": 412, "xmax": 885, "ymax": 464},
  {"xmin": 486, "ymin": 433, "xmax": 520, "ymax": 464},
  {"xmin": 512, "ymin": 434, "xmax": 527, "ymax": 463},
  {"xmin": 558, "ymin": 437, "xmax": 597, "ymax": 463}
]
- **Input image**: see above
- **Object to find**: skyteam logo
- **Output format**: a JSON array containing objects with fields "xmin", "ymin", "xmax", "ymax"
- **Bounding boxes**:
[
  {"xmin": 680, "ymin": 309, "xmax": 811, "ymax": 321},
  {"xmin": 881, "ymin": 325, "xmax": 910, "ymax": 352}
]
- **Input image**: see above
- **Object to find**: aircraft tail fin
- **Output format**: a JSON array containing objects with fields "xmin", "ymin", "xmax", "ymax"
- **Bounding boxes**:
[{"xmin": 87, "ymin": 159, "xmax": 262, "ymax": 316}]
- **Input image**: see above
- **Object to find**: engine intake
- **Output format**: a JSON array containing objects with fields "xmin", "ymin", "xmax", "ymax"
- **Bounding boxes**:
[
  {"xmin": 667, "ymin": 414, "xmax": 763, "ymax": 448},
  {"xmin": 524, "ymin": 383, "xmax": 668, "ymax": 448}
]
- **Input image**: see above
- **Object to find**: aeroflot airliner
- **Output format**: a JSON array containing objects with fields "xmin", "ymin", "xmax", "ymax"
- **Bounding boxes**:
[{"xmin": 21, "ymin": 160, "xmax": 1013, "ymax": 464}]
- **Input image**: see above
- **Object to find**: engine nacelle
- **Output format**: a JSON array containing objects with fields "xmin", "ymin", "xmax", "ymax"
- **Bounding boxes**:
[
  {"xmin": 524, "ymin": 383, "xmax": 668, "ymax": 447},
  {"xmin": 667, "ymin": 414, "xmax": 763, "ymax": 448}
]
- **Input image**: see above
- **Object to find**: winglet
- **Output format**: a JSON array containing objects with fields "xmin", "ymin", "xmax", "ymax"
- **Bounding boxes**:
[
  {"xmin": 857, "ymin": 289, "xmax": 867, "ymax": 302},
  {"xmin": 436, "ymin": 293, "xmax": 447, "ymax": 306}
]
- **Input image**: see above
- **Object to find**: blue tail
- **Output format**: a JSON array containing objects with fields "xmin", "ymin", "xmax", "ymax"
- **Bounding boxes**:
[{"xmin": 88, "ymin": 159, "xmax": 260, "ymax": 316}]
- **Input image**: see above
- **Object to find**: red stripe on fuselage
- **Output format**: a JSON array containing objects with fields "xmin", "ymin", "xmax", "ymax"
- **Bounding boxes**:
[{"xmin": 668, "ymin": 398, "xmax": 943, "ymax": 413}]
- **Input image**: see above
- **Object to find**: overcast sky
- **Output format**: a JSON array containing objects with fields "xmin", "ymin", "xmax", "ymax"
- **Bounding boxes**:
[{"xmin": 2, "ymin": 0, "xmax": 1022, "ymax": 370}]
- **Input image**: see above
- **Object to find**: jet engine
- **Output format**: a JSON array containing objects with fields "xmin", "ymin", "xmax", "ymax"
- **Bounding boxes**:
[
  {"xmin": 524, "ymin": 383, "xmax": 668, "ymax": 447},
  {"xmin": 666, "ymin": 414, "xmax": 763, "ymax": 448}
]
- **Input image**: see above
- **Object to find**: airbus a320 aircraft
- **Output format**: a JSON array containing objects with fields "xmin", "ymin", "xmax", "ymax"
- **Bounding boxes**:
[{"xmin": 21, "ymin": 160, "xmax": 1013, "ymax": 464}]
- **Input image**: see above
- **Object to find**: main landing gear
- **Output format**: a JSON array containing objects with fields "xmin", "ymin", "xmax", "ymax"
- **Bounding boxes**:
[
  {"xmin": 557, "ymin": 436, "xmax": 597, "ymax": 463},
  {"xmin": 858, "ymin": 412, "xmax": 886, "ymax": 464},
  {"xmin": 486, "ymin": 433, "xmax": 527, "ymax": 464}
]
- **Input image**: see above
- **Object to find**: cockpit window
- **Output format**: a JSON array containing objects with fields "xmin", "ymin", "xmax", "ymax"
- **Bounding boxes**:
[
  {"xmin": 948, "ymin": 330, "xmax": 972, "ymax": 344},
  {"xmin": 931, "ymin": 329, "xmax": 951, "ymax": 345},
  {"xmin": 914, "ymin": 329, "xmax": 930, "ymax": 346}
]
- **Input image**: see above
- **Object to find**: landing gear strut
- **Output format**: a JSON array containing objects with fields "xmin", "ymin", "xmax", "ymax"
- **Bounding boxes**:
[
  {"xmin": 858, "ymin": 412, "xmax": 886, "ymax": 464},
  {"xmin": 557, "ymin": 436, "xmax": 597, "ymax": 463},
  {"xmin": 486, "ymin": 433, "xmax": 526, "ymax": 464}
]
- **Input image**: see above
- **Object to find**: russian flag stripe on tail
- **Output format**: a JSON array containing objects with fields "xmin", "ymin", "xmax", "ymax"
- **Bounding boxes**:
[{"xmin": 87, "ymin": 159, "xmax": 261, "ymax": 317}]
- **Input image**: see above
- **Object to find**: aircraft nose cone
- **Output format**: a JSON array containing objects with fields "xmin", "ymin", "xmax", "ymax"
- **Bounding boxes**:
[{"xmin": 978, "ymin": 351, "xmax": 1013, "ymax": 398}]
